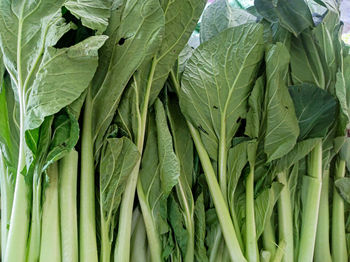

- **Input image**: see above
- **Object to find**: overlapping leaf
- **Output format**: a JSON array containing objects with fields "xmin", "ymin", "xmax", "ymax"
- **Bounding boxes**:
[{"xmin": 180, "ymin": 24, "xmax": 264, "ymax": 160}]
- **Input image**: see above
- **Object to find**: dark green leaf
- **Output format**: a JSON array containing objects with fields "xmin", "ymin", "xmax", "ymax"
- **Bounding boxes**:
[
  {"xmin": 288, "ymin": 84, "xmax": 336, "ymax": 140},
  {"xmin": 335, "ymin": 177, "xmax": 350, "ymax": 204},
  {"xmin": 255, "ymin": 0, "xmax": 314, "ymax": 36}
]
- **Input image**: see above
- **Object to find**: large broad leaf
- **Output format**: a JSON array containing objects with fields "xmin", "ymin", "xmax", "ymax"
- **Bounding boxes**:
[
  {"xmin": 255, "ymin": 0, "xmax": 314, "ymax": 36},
  {"xmin": 200, "ymin": 0, "xmax": 256, "ymax": 43},
  {"xmin": 288, "ymin": 84, "xmax": 336, "ymax": 140},
  {"xmin": 180, "ymin": 24, "xmax": 264, "ymax": 160},
  {"xmin": 0, "ymin": 1, "xmax": 107, "ymax": 130},
  {"xmin": 264, "ymin": 43, "xmax": 299, "ymax": 162},
  {"xmin": 99, "ymin": 137, "xmax": 139, "ymax": 234},
  {"xmin": 116, "ymin": 0, "xmax": 206, "ymax": 141},
  {"xmin": 91, "ymin": 0, "xmax": 164, "ymax": 151},
  {"xmin": 64, "ymin": 0, "xmax": 112, "ymax": 34}
]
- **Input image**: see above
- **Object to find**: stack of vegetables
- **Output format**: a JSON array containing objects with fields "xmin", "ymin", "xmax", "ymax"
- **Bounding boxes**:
[{"xmin": 0, "ymin": 0, "xmax": 349, "ymax": 261}]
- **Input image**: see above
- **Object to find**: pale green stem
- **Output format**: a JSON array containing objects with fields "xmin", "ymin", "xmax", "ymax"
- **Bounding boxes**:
[
  {"xmin": 188, "ymin": 123, "xmax": 247, "ymax": 262},
  {"xmin": 0, "ymin": 153, "xmax": 13, "ymax": 261},
  {"xmin": 246, "ymin": 166, "xmax": 259, "ymax": 262},
  {"xmin": 260, "ymin": 251, "xmax": 271, "ymax": 262},
  {"xmin": 115, "ymin": 57, "xmax": 157, "ymax": 262},
  {"xmin": 332, "ymin": 159, "xmax": 348, "ymax": 262},
  {"xmin": 171, "ymin": 69, "xmax": 246, "ymax": 262},
  {"xmin": 314, "ymin": 169, "xmax": 332, "ymax": 262},
  {"xmin": 39, "ymin": 162, "xmax": 61, "ymax": 262},
  {"xmin": 131, "ymin": 212, "xmax": 148, "ymax": 262},
  {"xmin": 209, "ymin": 228, "xmax": 223, "ymax": 262},
  {"xmin": 277, "ymin": 171, "xmax": 293, "ymax": 262},
  {"xmin": 59, "ymin": 150, "xmax": 78, "ymax": 262},
  {"xmin": 26, "ymin": 170, "xmax": 42, "ymax": 262},
  {"xmin": 219, "ymin": 116, "xmax": 227, "ymax": 199},
  {"xmin": 100, "ymin": 217, "xmax": 112, "ymax": 262},
  {"xmin": 137, "ymin": 180, "xmax": 162, "ymax": 262},
  {"xmin": 5, "ymin": 89, "xmax": 29, "ymax": 262},
  {"xmin": 80, "ymin": 88, "xmax": 98, "ymax": 262},
  {"xmin": 273, "ymin": 240, "xmax": 286, "ymax": 262},
  {"xmin": 298, "ymin": 141, "xmax": 322, "ymax": 262},
  {"xmin": 263, "ymin": 219, "xmax": 276, "ymax": 258}
]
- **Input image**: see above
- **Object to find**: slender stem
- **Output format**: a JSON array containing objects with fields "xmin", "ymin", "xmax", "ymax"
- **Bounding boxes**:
[
  {"xmin": 115, "ymin": 57, "xmax": 158, "ymax": 262},
  {"xmin": 39, "ymin": 162, "xmax": 61, "ymax": 262},
  {"xmin": 136, "ymin": 180, "xmax": 162, "ymax": 262},
  {"xmin": 171, "ymin": 69, "xmax": 246, "ymax": 262},
  {"xmin": 315, "ymin": 169, "xmax": 332, "ymax": 262},
  {"xmin": 5, "ymin": 86, "xmax": 29, "ymax": 262},
  {"xmin": 298, "ymin": 141, "xmax": 322, "ymax": 262},
  {"xmin": 332, "ymin": 159, "xmax": 348, "ymax": 262},
  {"xmin": 100, "ymin": 217, "xmax": 112, "ymax": 262},
  {"xmin": 59, "ymin": 151, "xmax": 78, "ymax": 262},
  {"xmin": 188, "ymin": 123, "xmax": 247, "ymax": 262},
  {"xmin": 0, "ymin": 153, "xmax": 13, "ymax": 261},
  {"xmin": 231, "ymin": 207, "xmax": 244, "ymax": 251},
  {"xmin": 277, "ymin": 171, "xmax": 294, "ymax": 262},
  {"xmin": 130, "ymin": 212, "xmax": 148, "ymax": 262},
  {"xmin": 26, "ymin": 170, "xmax": 42, "ymax": 262},
  {"xmin": 218, "ymin": 116, "xmax": 227, "ymax": 199},
  {"xmin": 246, "ymin": 166, "xmax": 259, "ymax": 262},
  {"xmin": 209, "ymin": 228, "xmax": 223, "ymax": 262},
  {"xmin": 273, "ymin": 240, "xmax": 286, "ymax": 262},
  {"xmin": 80, "ymin": 88, "xmax": 98, "ymax": 262},
  {"xmin": 263, "ymin": 219, "xmax": 276, "ymax": 258},
  {"xmin": 261, "ymin": 251, "xmax": 272, "ymax": 262}
]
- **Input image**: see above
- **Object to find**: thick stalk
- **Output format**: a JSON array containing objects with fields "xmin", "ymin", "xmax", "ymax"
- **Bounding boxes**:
[
  {"xmin": 171, "ymin": 69, "xmax": 246, "ymax": 262},
  {"xmin": 59, "ymin": 151, "xmax": 78, "ymax": 262},
  {"xmin": 39, "ymin": 162, "xmax": 61, "ymax": 262},
  {"xmin": 0, "ymin": 153, "xmax": 13, "ymax": 261},
  {"xmin": 5, "ymin": 91, "xmax": 29, "ymax": 262},
  {"xmin": 314, "ymin": 169, "xmax": 332, "ymax": 262},
  {"xmin": 246, "ymin": 166, "xmax": 259, "ymax": 262},
  {"xmin": 298, "ymin": 141, "xmax": 322, "ymax": 262},
  {"xmin": 277, "ymin": 171, "xmax": 293, "ymax": 262},
  {"xmin": 332, "ymin": 159, "xmax": 348, "ymax": 262},
  {"xmin": 115, "ymin": 57, "xmax": 157, "ymax": 262},
  {"xmin": 80, "ymin": 88, "xmax": 98, "ymax": 262},
  {"xmin": 263, "ymin": 219, "xmax": 276, "ymax": 258},
  {"xmin": 26, "ymin": 171, "xmax": 42, "ymax": 262}
]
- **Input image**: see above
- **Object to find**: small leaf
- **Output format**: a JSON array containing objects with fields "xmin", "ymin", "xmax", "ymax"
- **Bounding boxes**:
[{"xmin": 335, "ymin": 177, "xmax": 350, "ymax": 204}]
